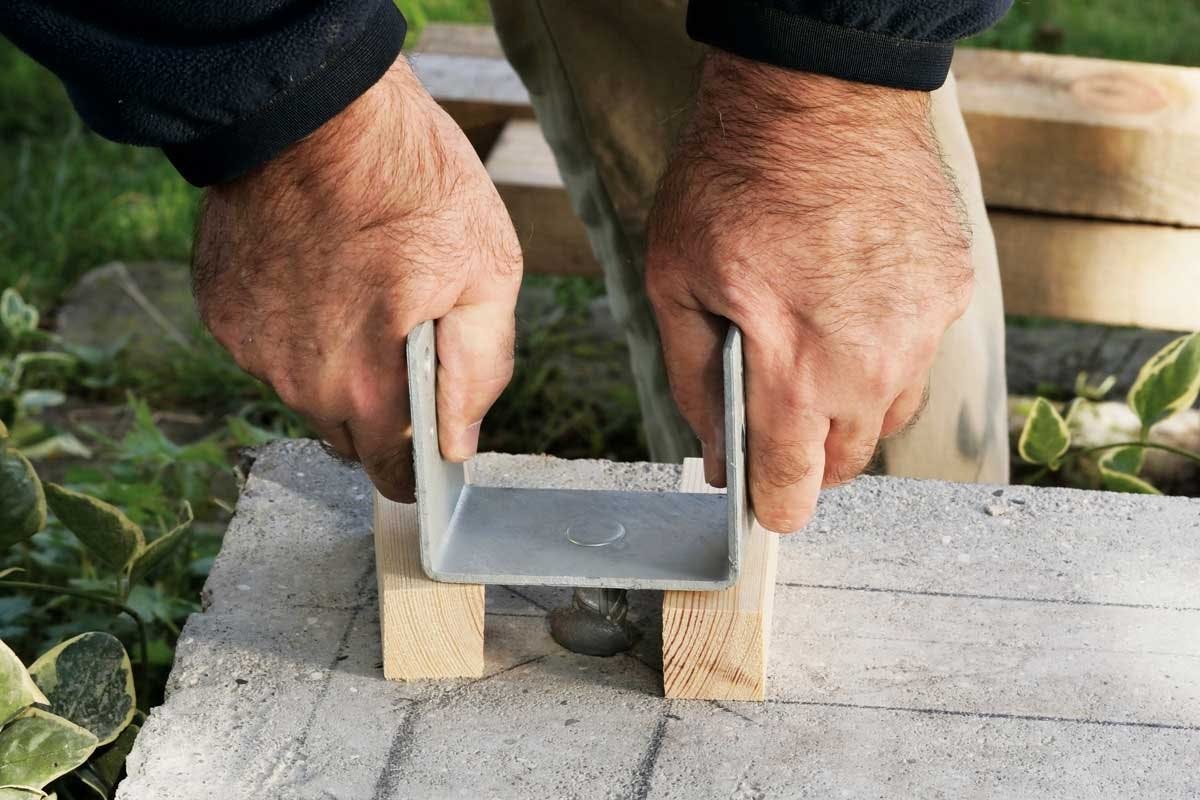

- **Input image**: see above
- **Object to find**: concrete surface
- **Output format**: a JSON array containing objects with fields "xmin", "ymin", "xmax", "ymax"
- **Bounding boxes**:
[{"xmin": 118, "ymin": 440, "xmax": 1200, "ymax": 800}]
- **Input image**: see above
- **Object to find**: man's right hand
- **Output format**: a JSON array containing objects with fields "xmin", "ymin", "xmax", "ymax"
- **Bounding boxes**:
[{"xmin": 193, "ymin": 57, "xmax": 522, "ymax": 502}]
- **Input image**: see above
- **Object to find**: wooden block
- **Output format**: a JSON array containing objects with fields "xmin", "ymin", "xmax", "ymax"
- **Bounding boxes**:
[
  {"xmin": 373, "ymin": 492, "xmax": 485, "ymax": 679},
  {"xmin": 415, "ymin": 22, "xmax": 506, "ymax": 59},
  {"xmin": 487, "ymin": 118, "xmax": 1200, "ymax": 331},
  {"xmin": 485, "ymin": 120, "xmax": 601, "ymax": 278},
  {"xmin": 955, "ymin": 48, "xmax": 1200, "ymax": 226},
  {"xmin": 993, "ymin": 211, "xmax": 1200, "ymax": 330},
  {"xmin": 414, "ymin": 26, "xmax": 1200, "ymax": 227},
  {"xmin": 662, "ymin": 459, "xmax": 779, "ymax": 701}
]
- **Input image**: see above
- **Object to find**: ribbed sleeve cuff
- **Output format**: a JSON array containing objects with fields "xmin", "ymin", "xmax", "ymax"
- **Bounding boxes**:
[
  {"xmin": 164, "ymin": 2, "xmax": 406, "ymax": 187},
  {"xmin": 687, "ymin": 0, "xmax": 954, "ymax": 91}
]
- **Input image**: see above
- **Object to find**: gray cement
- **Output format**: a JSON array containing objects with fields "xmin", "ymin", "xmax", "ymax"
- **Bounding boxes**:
[{"xmin": 117, "ymin": 440, "xmax": 1200, "ymax": 800}]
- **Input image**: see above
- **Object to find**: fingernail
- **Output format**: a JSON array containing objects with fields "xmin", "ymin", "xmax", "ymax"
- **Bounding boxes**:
[
  {"xmin": 460, "ymin": 421, "xmax": 481, "ymax": 459},
  {"xmin": 702, "ymin": 442, "xmax": 725, "ymax": 487}
]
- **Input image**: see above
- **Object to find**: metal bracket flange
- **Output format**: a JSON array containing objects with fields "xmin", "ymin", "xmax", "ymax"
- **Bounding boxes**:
[{"xmin": 407, "ymin": 320, "xmax": 748, "ymax": 590}]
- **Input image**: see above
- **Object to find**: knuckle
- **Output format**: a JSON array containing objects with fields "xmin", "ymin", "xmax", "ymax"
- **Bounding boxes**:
[
  {"xmin": 751, "ymin": 437, "xmax": 818, "ymax": 490},
  {"xmin": 644, "ymin": 266, "xmax": 682, "ymax": 312}
]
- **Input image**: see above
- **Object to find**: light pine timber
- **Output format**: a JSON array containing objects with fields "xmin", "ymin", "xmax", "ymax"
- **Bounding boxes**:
[
  {"xmin": 485, "ymin": 120, "xmax": 600, "ymax": 278},
  {"xmin": 487, "ymin": 118, "xmax": 1200, "ymax": 331},
  {"xmin": 953, "ymin": 48, "xmax": 1200, "ymax": 226},
  {"xmin": 373, "ymin": 492, "xmax": 485, "ymax": 679},
  {"xmin": 662, "ymin": 459, "xmax": 779, "ymax": 701},
  {"xmin": 417, "ymin": 24, "xmax": 1200, "ymax": 226},
  {"xmin": 991, "ymin": 211, "xmax": 1200, "ymax": 331}
]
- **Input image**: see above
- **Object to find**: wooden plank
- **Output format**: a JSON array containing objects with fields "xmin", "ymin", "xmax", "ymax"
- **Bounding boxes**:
[
  {"xmin": 484, "ymin": 120, "xmax": 600, "ymax": 278},
  {"xmin": 662, "ymin": 459, "xmax": 780, "ymax": 701},
  {"xmin": 414, "ymin": 22, "xmax": 506, "ymax": 59},
  {"xmin": 488, "ymin": 118, "xmax": 1200, "ymax": 331},
  {"xmin": 417, "ymin": 25, "xmax": 1200, "ymax": 226},
  {"xmin": 954, "ymin": 48, "xmax": 1200, "ymax": 226},
  {"xmin": 992, "ymin": 211, "xmax": 1200, "ymax": 330},
  {"xmin": 373, "ymin": 492, "xmax": 485, "ymax": 679}
]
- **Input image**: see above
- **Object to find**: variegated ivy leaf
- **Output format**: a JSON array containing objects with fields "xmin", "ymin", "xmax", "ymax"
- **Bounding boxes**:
[
  {"xmin": 89, "ymin": 721, "xmax": 139, "ymax": 793},
  {"xmin": 0, "ymin": 290, "xmax": 38, "ymax": 338},
  {"xmin": 1017, "ymin": 397, "xmax": 1071, "ymax": 468},
  {"xmin": 28, "ymin": 633, "xmax": 135, "ymax": 747},
  {"xmin": 18, "ymin": 434, "xmax": 93, "ymax": 463},
  {"xmin": 0, "ymin": 708, "xmax": 97, "ymax": 790},
  {"xmin": 0, "ymin": 786, "xmax": 49, "ymax": 800},
  {"xmin": 71, "ymin": 765, "xmax": 108, "ymax": 800},
  {"xmin": 15, "ymin": 392, "xmax": 65, "ymax": 414},
  {"xmin": 42, "ymin": 484, "xmax": 144, "ymax": 572},
  {"xmin": 129, "ymin": 503, "xmax": 193, "ymax": 586},
  {"xmin": 1073, "ymin": 371, "xmax": 1116, "ymax": 402},
  {"xmin": 0, "ymin": 640, "xmax": 47, "ymax": 726},
  {"xmin": 1127, "ymin": 332, "xmax": 1200, "ymax": 432},
  {"xmin": 0, "ymin": 444, "xmax": 46, "ymax": 549},
  {"xmin": 1098, "ymin": 446, "xmax": 1160, "ymax": 495}
]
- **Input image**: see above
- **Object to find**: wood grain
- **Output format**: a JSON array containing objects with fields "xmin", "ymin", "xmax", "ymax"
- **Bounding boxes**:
[
  {"xmin": 954, "ymin": 48, "xmax": 1200, "ymax": 225},
  {"xmin": 488, "ymin": 118, "xmax": 1200, "ymax": 331},
  {"xmin": 373, "ymin": 493, "xmax": 485, "ymax": 680},
  {"xmin": 484, "ymin": 120, "xmax": 600, "ymax": 277},
  {"xmin": 992, "ymin": 211, "xmax": 1200, "ymax": 330},
  {"xmin": 662, "ymin": 459, "xmax": 779, "ymax": 701},
  {"xmin": 417, "ymin": 25, "xmax": 1200, "ymax": 227}
]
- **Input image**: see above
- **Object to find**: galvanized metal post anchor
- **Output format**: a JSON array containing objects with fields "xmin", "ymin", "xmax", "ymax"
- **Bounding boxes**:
[{"xmin": 405, "ymin": 318, "xmax": 747, "ymax": 590}]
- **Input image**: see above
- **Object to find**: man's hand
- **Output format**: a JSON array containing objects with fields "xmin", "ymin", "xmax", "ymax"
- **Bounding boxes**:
[
  {"xmin": 193, "ymin": 58, "xmax": 521, "ymax": 502},
  {"xmin": 646, "ymin": 53, "xmax": 973, "ymax": 533}
]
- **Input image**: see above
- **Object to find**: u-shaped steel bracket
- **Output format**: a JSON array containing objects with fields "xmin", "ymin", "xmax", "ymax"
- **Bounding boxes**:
[{"xmin": 406, "ymin": 320, "xmax": 747, "ymax": 590}]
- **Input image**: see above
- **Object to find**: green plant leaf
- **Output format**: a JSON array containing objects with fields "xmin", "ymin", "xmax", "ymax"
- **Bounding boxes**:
[
  {"xmin": 1097, "ymin": 445, "xmax": 1160, "ymax": 494},
  {"xmin": 0, "ymin": 419, "xmax": 8, "ymax": 439},
  {"xmin": 19, "ymin": 435, "xmax": 92, "ymax": 463},
  {"xmin": 1018, "ymin": 397, "xmax": 1071, "ymax": 468},
  {"xmin": 1099, "ymin": 467, "xmax": 1161, "ymax": 494},
  {"xmin": 1099, "ymin": 445, "xmax": 1146, "ymax": 476},
  {"xmin": 1127, "ymin": 332, "xmax": 1200, "ymax": 432},
  {"xmin": 15, "ymin": 393, "xmax": 64, "ymax": 414},
  {"xmin": 0, "ymin": 290, "xmax": 38, "ymax": 338},
  {"xmin": 0, "ymin": 786, "xmax": 48, "ymax": 800},
  {"xmin": 0, "ymin": 641, "xmax": 47, "ymax": 726},
  {"xmin": 88, "ymin": 722, "xmax": 138, "ymax": 792},
  {"xmin": 0, "ymin": 708, "xmax": 97, "ymax": 790},
  {"xmin": 71, "ymin": 765, "xmax": 108, "ymax": 800},
  {"xmin": 129, "ymin": 503, "xmax": 193, "ymax": 586},
  {"xmin": 1073, "ymin": 371, "xmax": 1116, "ymax": 401},
  {"xmin": 28, "ymin": 634, "xmax": 135, "ymax": 747},
  {"xmin": 42, "ymin": 485, "xmax": 144, "ymax": 572},
  {"xmin": 0, "ymin": 445, "xmax": 46, "ymax": 549}
]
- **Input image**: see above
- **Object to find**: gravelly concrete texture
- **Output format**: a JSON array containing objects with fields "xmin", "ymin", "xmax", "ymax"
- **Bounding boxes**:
[{"xmin": 117, "ymin": 440, "xmax": 1200, "ymax": 800}]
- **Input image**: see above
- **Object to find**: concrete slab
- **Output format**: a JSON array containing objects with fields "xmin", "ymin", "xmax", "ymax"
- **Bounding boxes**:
[{"xmin": 118, "ymin": 440, "xmax": 1200, "ymax": 800}]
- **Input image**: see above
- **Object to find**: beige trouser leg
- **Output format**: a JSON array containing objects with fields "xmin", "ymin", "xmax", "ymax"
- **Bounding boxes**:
[{"xmin": 490, "ymin": 0, "xmax": 1008, "ymax": 483}]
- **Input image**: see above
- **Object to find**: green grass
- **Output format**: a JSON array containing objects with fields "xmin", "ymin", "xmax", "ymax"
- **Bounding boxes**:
[{"xmin": 964, "ymin": 0, "xmax": 1200, "ymax": 65}]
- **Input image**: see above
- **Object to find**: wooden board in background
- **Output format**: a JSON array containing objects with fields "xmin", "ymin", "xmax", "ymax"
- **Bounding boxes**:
[
  {"xmin": 416, "ymin": 24, "xmax": 1200, "ymax": 228},
  {"xmin": 486, "ymin": 118, "xmax": 1200, "ymax": 331},
  {"xmin": 954, "ymin": 48, "xmax": 1200, "ymax": 226}
]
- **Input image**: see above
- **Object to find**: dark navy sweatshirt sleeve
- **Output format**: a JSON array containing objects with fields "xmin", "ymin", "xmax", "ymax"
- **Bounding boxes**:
[
  {"xmin": 0, "ymin": 1, "xmax": 406, "ymax": 186},
  {"xmin": 688, "ymin": 0, "xmax": 1012, "ymax": 90}
]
